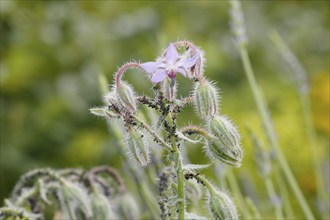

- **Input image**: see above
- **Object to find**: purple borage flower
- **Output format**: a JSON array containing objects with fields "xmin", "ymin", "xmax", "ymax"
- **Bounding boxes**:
[{"xmin": 140, "ymin": 43, "xmax": 199, "ymax": 83}]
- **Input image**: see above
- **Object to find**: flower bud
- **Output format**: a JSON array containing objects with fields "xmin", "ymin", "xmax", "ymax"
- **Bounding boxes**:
[
  {"xmin": 206, "ymin": 115, "xmax": 242, "ymax": 167},
  {"xmin": 91, "ymin": 192, "xmax": 118, "ymax": 220},
  {"xmin": 208, "ymin": 190, "xmax": 239, "ymax": 220},
  {"xmin": 193, "ymin": 79, "xmax": 219, "ymax": 119},
  {"xmin": 162, "ymin": 78, "xmax": 176, "ymax": 102},
  {"xmin": 125, "ymin": 128, "xmax": 150, "ymax": 166},
  {"xmin": 117, "ymin": 192, "xmax": 140, "ymax": 220},
  {"xmin": 61, "ymin": 180, "xmax": 92, "ymax": 218},
  {"xmin": 116, "ymin": 81, "xmax": 136, "ymax": 113}
]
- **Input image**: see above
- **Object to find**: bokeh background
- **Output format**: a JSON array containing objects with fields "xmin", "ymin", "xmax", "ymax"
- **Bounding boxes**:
[{"xmin": 1, "ymin": 0, "xmax": 329, "ymax": 218}]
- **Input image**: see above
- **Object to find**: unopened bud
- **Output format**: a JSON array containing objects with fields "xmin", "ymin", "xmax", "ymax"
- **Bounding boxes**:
[
  {"xmin": 125, "ymin": 128, "xmax": 150, "ymax": 166},
  {"xmin": 117, "ymin": 192, "xmax": 140, "ymax": 220},
  {"xmin": 61, "ymin": 180, "xmax": 92, "ymax": 218},
  {"xmin": 91, "ymin": 192, "xmax": 118, "ymax": 220},
  {"xmin": 116, "ymin": 81, "xmax": 136, "ymax": 113},
  {"xmin": 162, "ymin": 78, "xmax": 176, "ymax": 102},
  {"xmin": 208, "ymin": 190, "xmax": 238, "ymax": 220},
  {"xmin": 193, "ymin": 79, "xmax": 219, "ymax": 119},
  {"xmin": 206, "ymin": 115, "xmax": 242, "ymax": 167}
]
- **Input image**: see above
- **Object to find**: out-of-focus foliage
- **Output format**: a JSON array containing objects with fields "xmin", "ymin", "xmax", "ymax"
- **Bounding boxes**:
[{"xmin": 1, "ymin": 0, "xmax": 329, "ymax": 218}]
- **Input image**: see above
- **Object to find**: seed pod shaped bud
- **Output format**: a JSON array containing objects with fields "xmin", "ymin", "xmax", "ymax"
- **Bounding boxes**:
[
  {"xmin": 91, "ymin": 192, "xmax": 118, "ymax": 220},
  {"xmin": 208, "ymin": 190, "xmax": 239, "ymax": 220},
  {"xmin": 61, "ymin": 180, "xmax": 92, "ymax": 218},
  {"xmin": 116, "ymin": 81, "xmax": 136, "ymax": 113},
  {"xmin": 117, "ymin": 192, "xmax": 140, "ymax": 220},
  {"xmin": 162, "ymin": 78, "xmax": 176, "ymax": 102},
  {"xmin": 193, "ymin": 79, "xmax": 219, "ymax": 119},
  {"xmin": 125, "ymin": 128, "xmax": 150, "ymax": 166},
  {"xmin": 206, "ymin": 115, "xmax": 242, "ymax": 167}
]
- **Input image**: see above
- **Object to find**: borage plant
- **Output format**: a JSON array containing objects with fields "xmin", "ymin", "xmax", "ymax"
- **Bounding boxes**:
[{"xmin": 91, "ymin": 41, "xmax": 243, "ymax": 219}]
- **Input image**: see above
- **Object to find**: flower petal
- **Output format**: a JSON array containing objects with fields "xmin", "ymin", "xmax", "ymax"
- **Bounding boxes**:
[
  {"xmin": 151, "ymin": 70, "xmax": 167, "ymax": 83},
  {"xmin": 183, "ymin": 53, "xmax": 199, "ymax": 68},
  {"xmin": 176, "ymin": 67, "xmax": 187, "ymax": 77},
  {"xmin": 140, "ymin": 61, "xmax": 159, "ymax": 74},
  {"xmin": 165, "ymin": 43, "xmax": 179, "ymax": 63}
]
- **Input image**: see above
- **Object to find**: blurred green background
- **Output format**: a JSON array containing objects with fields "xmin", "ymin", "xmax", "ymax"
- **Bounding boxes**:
[{"xmin": 1, "ymin": 0, "xmax": 329, "ymax": 218}]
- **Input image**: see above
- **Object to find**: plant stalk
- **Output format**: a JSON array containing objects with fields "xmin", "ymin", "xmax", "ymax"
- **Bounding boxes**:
[
  {"xmin": 239, "ymin": 47, "xmax": 315, "ymax": 219},
  {"xmin": 168, "ymin": 113, "xmax": 185, "ymax": 220}
]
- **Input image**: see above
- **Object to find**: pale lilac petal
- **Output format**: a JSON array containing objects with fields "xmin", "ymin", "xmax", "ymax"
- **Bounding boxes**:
[
  {"xmin": 151, "ymin": 70, "xmax": 167, "ymax": 83},
  {"xmin": 165, "ymin": 43, "xmax": 179, "ymax": 63},
  {"xmin": 176, "ymin": 67, "xmax": 187, "ymax": 77},
  {"xmin": 140, "ymin": 61, "xmax": 159, "ymax": 74},
  {"xmin": 183, "ymin": 53, "xmax": 199, "ymax": 68}
]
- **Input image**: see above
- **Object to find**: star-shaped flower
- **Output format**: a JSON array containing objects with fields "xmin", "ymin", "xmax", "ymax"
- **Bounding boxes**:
[{"xmin": 140, "ymin": 43, "xmax": 199, "ymax": 83}]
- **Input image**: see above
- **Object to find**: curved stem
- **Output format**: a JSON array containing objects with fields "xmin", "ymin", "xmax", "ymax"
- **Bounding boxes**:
[
  {"xmin": 11, "ymin": 168, "xmax": 63, "ymax": 200},
  {"xmin": 239, "ymin": 47, "xmax": 315, "ymax": 219},
  {"xmin": 90, "ymin": 166, "xmax": 126, "ymax": 193},
  {"xmin": 180, "ymin": 125, "xmax": 212, "ymax": 139},
  {"xmin": 185, "ymin": 172, "xmax": 216, "ymax": 195},
  {"xmin": 115, "ymin": 62, "xmax": 141, "ymax": 88}
]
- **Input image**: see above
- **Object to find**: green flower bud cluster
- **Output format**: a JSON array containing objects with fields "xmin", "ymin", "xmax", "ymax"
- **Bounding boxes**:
[
  {"xmin": 2, "ymin": 167, "xmax": 133, "ymax": 220},
  {"xmin": 192, "ymin": 76, "xmax": 242, "ymax": 167},
  {"xmin": 86, "ymin": 41, "xmax": 244, "ymax": 219}
]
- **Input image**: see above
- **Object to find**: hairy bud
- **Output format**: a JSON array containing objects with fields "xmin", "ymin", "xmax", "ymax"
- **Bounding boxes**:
[
  {"xmin": 206, "ymin": 115, "xmax": 242, "ymax": 167},
  {"xmin": 60, "ymin": 180, "xmax": 92, "ymax": 218},
  {"xmin": 116, "ymin": 81, "xmax": 136, "ymax": 113},
  {"xmin": 208, "ymin": 190, "xmax": 239, "ymax": 220},
  {"xmin": 117, "ymin": 192, "xmax": 140, "ymax": 220},
  {"xmin": 91, "ymin": 192, "xmax": 118, "ymax": 220},
  {"xmin": 125, "ymin": 128, "xmax": 150, "ymax": 166},
  {"xmin": 193, "ymin": 79, "xmax": 219, "ymax": 119}
]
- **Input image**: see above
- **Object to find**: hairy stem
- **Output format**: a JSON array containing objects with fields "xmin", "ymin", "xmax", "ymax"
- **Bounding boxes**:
[
  {"xmin": 168, "ymin": 113, "xmax": 185, "ymax": 220},
  {"xmin": 180, "ymin": 125, "xmax": 212, "ymax": 139},
  {"xmin": 239, "ymin": 47, "xmax": 315, "ymax": 219},
  {"xmin": 115, "ymin": 62, "xmax": 141, "ymax": 88}
]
